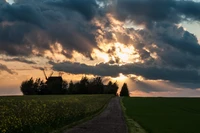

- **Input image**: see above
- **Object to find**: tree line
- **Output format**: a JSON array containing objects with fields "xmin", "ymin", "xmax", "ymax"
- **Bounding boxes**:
[{"xmin": 20, "ymin": 76, "xmax": 129, "ymax": 96}]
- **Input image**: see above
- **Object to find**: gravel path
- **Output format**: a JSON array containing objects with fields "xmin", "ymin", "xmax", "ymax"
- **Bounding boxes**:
[{"xmin": 64, "ymin": 97, "xmax": 128, "ymax": 133}]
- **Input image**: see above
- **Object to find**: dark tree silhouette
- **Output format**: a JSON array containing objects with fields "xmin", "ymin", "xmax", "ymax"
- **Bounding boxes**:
[
  {"xmin": 68, "ymin": 80, "xmax": 74, "ymax": 94},
  {"xmin": 88, "ymin": 77, "xmax": 104, "ymax": 94},
  {"xmin": 21, "ymin": 78, "xmax": 68, "ymax": 95},
  {"xmin": 79, "ymin": 76, "xmax": 89, "ymax": 94},
  {"xmin": 20, "ymin": 78, "xmax": 37, "ymax": 95},
  {"xmin": 104, "ymin": 81, "xmax": 118, "ymax": 95},
  {"xmin": 62, "ymin": 80, "xmax": 68, "ymax": 94},
  {"xmin": 120, "ymin": 83, "xmax": 129, "ymax": 97},
  {"xmin": 21, "ymin": 76, "xmax": 121, "ymax": 95},
  {"xmin": 112, "ymin": 82, "xmax": 119, "ymax": 94},
  {"xmin": 33, "ymin": 78, "xmax": 44, "ymax": 94}
]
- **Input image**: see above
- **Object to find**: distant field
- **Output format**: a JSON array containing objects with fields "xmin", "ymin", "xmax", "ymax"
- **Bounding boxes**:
[
  {"xmin": 0, "ymin": 95, "xmax": 112, "ymax": 133},
  {"xmin": 122, "ymin": 97, "xmax": 200, "ymax": 133}
]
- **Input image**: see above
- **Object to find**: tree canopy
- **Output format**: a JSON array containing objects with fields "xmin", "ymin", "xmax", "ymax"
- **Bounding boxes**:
[
  {"xmin": 120, "ymin": 83, "xmax": 129, "ymax": 97},
  {"xmin": 20, "ymin": 76, "xmax": 119, "ymax": 95}
]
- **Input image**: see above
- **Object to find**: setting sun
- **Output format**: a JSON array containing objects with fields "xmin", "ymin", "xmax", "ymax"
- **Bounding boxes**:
[{"xmin": 114, "ymin": 42, "xmax": 135, "ymax": 63}]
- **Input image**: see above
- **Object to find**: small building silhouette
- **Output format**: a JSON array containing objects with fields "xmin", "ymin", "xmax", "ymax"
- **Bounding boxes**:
[
  {"xmin": 46, "ymin": 76, "xmax": 63, "ymax": 84},
  {"xmin": 43, "ymin": 70, "xmax": 63, "ymax": 94}
]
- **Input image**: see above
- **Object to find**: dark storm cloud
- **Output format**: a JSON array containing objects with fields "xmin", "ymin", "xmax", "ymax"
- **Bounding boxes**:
[
  {"xmin": 0, "ymin": 3, "xmax": 45, "ymax": 28},
  {"xmin": 0, "ymin": 63, "xmax": 16, "ymax": 74},
  {"xmin": 115, "ymin": 0, "xmax": 178, "ymax": 26},
  {"xmin": 150, "ymin": 22, "xmax": 200, "ymax": 56},
  {"xmin": 46, "ymin": 0, "xmax": 98, "ymax": 21},
  {"xmin": 0, "ymin": 0, "xmax": 6, "ymax": 5},
  {"xmin": 1, "ymin": 0, "xmax": 200, "ymax": 84},
  {"xmin": 115, "ymin": 0, "xmax": 200, "ymax": 25},
  {"xmin": 159, "ymin": 50, "xmax": 200, "ymax": 69},
  {"xmin": 0, "ymin": 0, "xmax": 100, "ymax": 58},
  {"xmin": 1, "ymin": 57, "xmax": 36, "ymax": 64},
  {"xmin": 176, "ymin": 0, "xmax": 200, "ymax": 21},
  {"xmin": 1, "ymin": 0, "xmax": 200, "ymax": 58},
  {"xmin": 51, "ymin": 61, "xmax": 200, "ymax": 83}
]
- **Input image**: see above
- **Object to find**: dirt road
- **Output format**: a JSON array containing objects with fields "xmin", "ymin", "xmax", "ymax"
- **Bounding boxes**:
[{"xmin": 64, "ymin": 97, "xmax": 128, "ymax": 133}]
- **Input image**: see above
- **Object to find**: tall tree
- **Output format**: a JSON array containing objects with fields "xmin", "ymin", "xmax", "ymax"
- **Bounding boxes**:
[
  {"xmin": 120, "ymin": 83, "xmax": 129, "ymax": 97},
  {"xmin": 112, "ymin": 82, "xmax": 119, "ymax": 95},
  {"xmin": 68, "ymin": 80, "xmax": 74, "ymax": 94},
  {"xmin": 20, "ymin": 78, "xmax": 36, "ymax": 95},
  {"xmin": 62, "ymin": 80, "xmax": 68, "ymax": 94},
  {"xmin": 79, "ymin": 76, "xmax": 89, "ymax": 94},
  {"xmin": 104, "ymin": 81, "xmax": 118, "ymax": 95},
  {"xmin": 88, "ymin": 77, "xmax": 104, "ymax": 94}
]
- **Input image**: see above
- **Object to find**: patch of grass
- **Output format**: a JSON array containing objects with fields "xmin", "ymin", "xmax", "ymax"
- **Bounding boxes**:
[
  {"xmin": 120, "ymin": 98, "xmax": 147, "ymax": 133},
  {"xmin": 122, "ymin": 97, "xmax": 200, "ymax": 133},
  {"xmin": 0, "ymin": 95, "xmax": 112, "ymax": 133}
]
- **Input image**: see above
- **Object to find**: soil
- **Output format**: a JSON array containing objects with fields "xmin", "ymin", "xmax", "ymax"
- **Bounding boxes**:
[{"xmin": 64, "ymin": 97, "xmax": 128, "ymax": 133}]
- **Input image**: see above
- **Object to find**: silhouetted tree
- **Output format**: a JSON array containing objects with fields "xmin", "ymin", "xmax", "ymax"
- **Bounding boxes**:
[
  {"xmin": 21, "ymin": 77, "xmax": 67, "ymax": 95},
  {"xmin": 20, "ymin": 78, "xmax": 37, "ymax": 95},
  {"xmin": 88, "ymin": 77, "xmax": 104, "ymax": 94},
  {"xmin": 120, "ymin": 83, "xmax": 129, "ymax": 97},
  {"xmin": 38, "ymin": 83, "xmax": 49, "ymax": 95},
  {"xmin": 79, "ymin": 76, "xmax": 89, "ymax": 94},
  {"xmin": 62, "ymin": 80, "xmax": 68, "ymax": 94},
  {"xmin": 33, "ymin": 78, "xmax": 44, "ymax": 94},
  {"xmin": 20, "ymin": 76, "xmax": 125, "ymax": 95},
  {"xmin": 68, "ymin": 80, "xmax": 74, "ymax": 94},
  {"xmin": 104, "ymin": 81, "xmax": 118, "ymax": 95},
  {"xmin": 73, "ymin": 82, "xmax": 82, "ymax": 94}
]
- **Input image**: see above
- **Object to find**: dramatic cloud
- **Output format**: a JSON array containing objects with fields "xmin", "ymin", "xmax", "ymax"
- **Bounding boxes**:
[
  {"xmin": 1, "ymin": 0, "xmax": 200, "ymax": 85},
  {"xmin": 51, "ymin": 61, "xmax": 200, "ymax": 83},
  {"xmin": 0, "ymin": 0, "xmax": 100, "ymax": 58},
  {"xmin": 0, "ymin": 63, "xmax": 16, "ymax": 74},
  {"xmin": 114, "ymin": 0, "xmax": 200, "ymax": 25}
]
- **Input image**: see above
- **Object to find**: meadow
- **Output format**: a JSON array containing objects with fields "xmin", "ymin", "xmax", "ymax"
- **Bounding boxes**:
[
  {"xmin": 0, "ymin": 95, "xmax": 112, "ymax": 133},
  {"xmin": 122, "ymin": 97, "xmax": 200, "ymax": 133}
]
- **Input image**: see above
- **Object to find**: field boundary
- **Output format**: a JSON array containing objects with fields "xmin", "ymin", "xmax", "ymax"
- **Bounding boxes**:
[
  {"xmin": 120, "ymin": 97, "xmax": 147, "ymax": 133},
  {"xmin": 51, "ymin": 96, "xmax": 114, "ymax": 133}
]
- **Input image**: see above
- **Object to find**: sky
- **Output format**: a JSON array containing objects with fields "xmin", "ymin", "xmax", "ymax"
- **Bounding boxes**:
[{"xmin": 1, "ymin": 0, "xmax": 200, "ymax": 96}]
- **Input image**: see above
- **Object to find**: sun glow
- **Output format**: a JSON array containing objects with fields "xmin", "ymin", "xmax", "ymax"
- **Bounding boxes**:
[
  {"xmin": 97, "ymin": 42, "xmax": 141, "ymax": 64},
  {"xmin": 128, "ymin": 74, "xmax": 144, "ymax": 81},
  {"xmin": 6, "ymin": 0, "xmax": 14, "ymax": 4},
  {"xmin": 112, "ymin": 73, "xmax": 127, "ymax": 82},
  {"xmin": 92, "ymin": 49, "xmax": 110, "ymax": 63},
  {"xmin": 114, "ymin": 42, "xmax": 136, "ymax": 63}
]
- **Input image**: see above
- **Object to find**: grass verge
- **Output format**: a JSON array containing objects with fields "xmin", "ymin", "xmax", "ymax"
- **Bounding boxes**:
[{"xmin": 120, "ymin": 97, "xmax": 147, "ymax": 133}]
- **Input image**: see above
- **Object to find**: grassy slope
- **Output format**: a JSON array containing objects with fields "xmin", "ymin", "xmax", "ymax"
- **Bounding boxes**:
[
  {"xmin": 0, "ymin": 95, "xmax": 112, "ymax": 133},
  {"xmin": 122, "ymin": 97, "xmax": 200, "ymax": 133}
]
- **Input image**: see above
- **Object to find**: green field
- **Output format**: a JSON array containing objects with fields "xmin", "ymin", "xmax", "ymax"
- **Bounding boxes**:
[
  {"xmin": 0, "ymin": 95, "xmax": 112, "ymax": 133},
  {"xmin": 122, "ymin": 97, "xmax": 200, "ymax": 133}
]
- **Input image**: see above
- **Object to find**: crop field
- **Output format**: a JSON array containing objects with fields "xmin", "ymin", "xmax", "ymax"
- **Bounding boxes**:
[
  {"xmin": 0, "ymin": 95, "xmax": 112, "ymax": 133},
  {"xmin": 122, "ymin": 97, "xmax": 200, "ymax": 133}
]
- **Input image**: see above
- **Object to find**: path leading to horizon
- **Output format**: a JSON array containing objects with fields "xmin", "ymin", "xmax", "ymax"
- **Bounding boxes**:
[{"xmin": 64, "ymin": 97, "xmax": 128, "ymax": 133}]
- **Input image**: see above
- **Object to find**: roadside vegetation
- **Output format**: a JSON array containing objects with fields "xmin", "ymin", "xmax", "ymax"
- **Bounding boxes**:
[
  {"xmin": 122, "ymin": 97, "xmax": 200, "ymax": 133},
  {"xmin": 0, "ymin": 95, "xmax": 112, "ymax": 133}
]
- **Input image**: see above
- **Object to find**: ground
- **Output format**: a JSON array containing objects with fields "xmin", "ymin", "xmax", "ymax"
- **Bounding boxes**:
[{"xmin": 64, "ymin": 97, "xmax": 128, "ymax": 133}]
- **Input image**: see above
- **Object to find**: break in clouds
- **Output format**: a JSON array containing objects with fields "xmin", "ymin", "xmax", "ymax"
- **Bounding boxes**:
[{"xmin": 1, "ymin": 0, "xmax": 200, "ymax": 83}]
